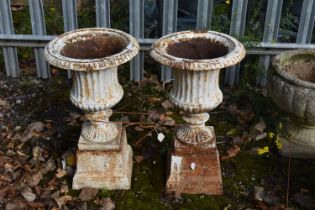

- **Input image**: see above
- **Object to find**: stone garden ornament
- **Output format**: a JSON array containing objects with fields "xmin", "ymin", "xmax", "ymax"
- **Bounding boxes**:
[
  {"xmin": 268, "ymin": 50, "xmax": 315, "ymax": 159},
  {"xmin": 150, "ymin": 30, "xmax": 245, "ymax": 195},
  {"xmin": 45, "ymin": 28, "xmax": 139, "ymax": 189}
]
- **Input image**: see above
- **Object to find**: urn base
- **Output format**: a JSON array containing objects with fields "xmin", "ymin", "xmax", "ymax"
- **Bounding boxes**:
[
  {"xmin": 279, "ymin": 122, "xmax": 315, "ymax": 159},
  {"xmin": 166, "ymin": 127, "xmax": 223, "ymax": 195},
  {"xmin": 280, "ymin": 137, "xmax": 315, "ymax": 159},
  {"xmin": 72, "ymin": 127, "xmax": 133, "ymax": 189}
]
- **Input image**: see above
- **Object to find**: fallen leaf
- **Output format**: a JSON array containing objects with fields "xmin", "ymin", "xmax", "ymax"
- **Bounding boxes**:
[
  {"xmin": 157, "ymin": 133, "xmax": 165, "ymax": 142},
  {"xmin": 134, "ymin": 126, "xmax": 144, "ymax": 132},
  {"xmin": 55, "ymin": 195, "xmax": 72, "ymax": 208},
  {"xmin": 254, "ymin": 186, "xmax": 265, "ymax": 201},
  {"xmin": 226, "ymin": 128, "xmax": 240, "ymax": 137},
  {"xmin": 21, "ymin": 122, "xmax": 45, "ymax": 142},
  {"xmin": 27, "ymin": 171, "xmax": 43, "ymax": 186},
  {"xmin": 255, "ymin": 132, "xmax": 267, "ymax": 141},
  {"xmin": 79, "ymin": 187, "xmax": 99, "ymax": 201},
  {"xmin": 221, "ymin": 145, "xmax": 241, "ymax": 160},
  {"xmin": 99, "ymin": 197, "xmax": 115, "ymax": 210},
  {"xmin": 254, "ymin": 118, "xmax": 266, "ymax": 133},
  {"xmin": 134, "ymin": 155, "xmax": 144, "ymax": 163},
  {"xmin": 21, "ymin": 187, "xmax": 36, "ymax": 202},
  {"xmin": 0, "ymin": 98, "xmax": 8, "ymax": 106},
  {"xmin": 161, "ymin": 99, "xmax": 174, "ymax": 109},
  {"xmin": 159, "ymin": 115, "xmax": 176, "ymax": 126},
  {"xmin": 55, "ymin": 168, "xmax": 67, "ymax": 179}
]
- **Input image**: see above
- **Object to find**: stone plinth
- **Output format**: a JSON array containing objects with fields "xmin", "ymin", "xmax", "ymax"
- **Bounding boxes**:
[
  {"xmin": 167, "ymin": 129, "xmax": 223, "ymax": 195},
  {"xmin": 73, "ymin": 125, "xmax": 133, "ymax": 189}
]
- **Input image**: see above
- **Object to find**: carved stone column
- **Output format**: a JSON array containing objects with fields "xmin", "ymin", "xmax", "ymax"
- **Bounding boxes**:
[
  {"xmin": 150, "ymin": 30, "xmax": 245, "ymax": 195},
  {"xmin": 45, "ymin": 28, "xmax": 139, "ymax": 189}
]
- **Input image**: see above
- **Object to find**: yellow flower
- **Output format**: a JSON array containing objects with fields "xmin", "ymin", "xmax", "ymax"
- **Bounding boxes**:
[
  {"xmin": 267, "ymin": 132, "xmax": 275, "ymax": 139},
  {"xmin": 275, "ymin": 136, "xmax": 282, "ymax": 150},
  {"xmin": 225, "ymin": 0, "xmax": 230, "ymax": 4},
  {"xmin": 258, "ymin": 146, "xmax": 269, "ymax": 155},
  {"xmin": 277, "ymin": 122, "xmax": 283, "ymax": 130}
]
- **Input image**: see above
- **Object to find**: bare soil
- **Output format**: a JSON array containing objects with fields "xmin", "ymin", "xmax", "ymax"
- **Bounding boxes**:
[
  {"xmin": 167, "ymin": 38, "xmax": 228, "ymax": 60},
  {"xmin": 61, "ymin": 35, "xmax": 126, "ymax": 59},
  {"xmin": 284, "ymin": 61, "xmax": 315, "ymax": 83}
]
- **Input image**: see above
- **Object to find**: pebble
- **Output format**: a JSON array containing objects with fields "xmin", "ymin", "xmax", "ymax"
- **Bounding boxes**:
[
  {"xmin": 14, "ymin": 126, "xmax": 22, "ymax": 131},
  {"xmin": 16, "ymin": 99, "xmax": 21, "ymax": 104}
]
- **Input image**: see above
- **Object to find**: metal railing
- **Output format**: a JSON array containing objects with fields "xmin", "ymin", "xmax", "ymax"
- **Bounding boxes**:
[{"xmin": 1, "ymin": 0, "xmax": 315, "ymax": 86}]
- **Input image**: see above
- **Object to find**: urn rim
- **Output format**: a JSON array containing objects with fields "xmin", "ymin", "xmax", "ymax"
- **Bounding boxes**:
[
  {"xmin": 44, "ymin": 28, "xmax": 139, "ymax": 71},
  {"xmin": 149, "ymin": 30, "xmax": 246, "ymax": 71},
  {"xmin": 272, "ymin": 49, "xmax": 315, "ymax": 90}
]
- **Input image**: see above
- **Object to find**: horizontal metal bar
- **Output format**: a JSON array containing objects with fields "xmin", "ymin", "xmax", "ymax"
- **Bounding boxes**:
[{"xmin": 1, "ymin": 35, "xmax": 315, "ymax": 54}]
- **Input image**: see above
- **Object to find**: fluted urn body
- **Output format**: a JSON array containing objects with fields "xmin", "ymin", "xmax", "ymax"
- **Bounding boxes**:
[
  {"xmin": 268, "ymin": 50, "xmax": 315, "ymax": 158},
  {"xmin": 45, "ymin": 28, "xmax": 139, "ymax": 189},
  {"xmin": 151, "ymin": 31, "xmax": 245, "ymax": 146},
  {"xmin": 150, "ymin": 30, "xmax": 245, "ymax": 195}
]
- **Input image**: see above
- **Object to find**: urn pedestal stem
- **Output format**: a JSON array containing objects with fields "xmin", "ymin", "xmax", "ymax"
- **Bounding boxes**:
[
  {"xmin": 45, "ymin": 28, "xmax": 139, "ymax": 189},
  {"xmin": 150, "ymin": 30, "xmax": 245, "ymax": 195}
]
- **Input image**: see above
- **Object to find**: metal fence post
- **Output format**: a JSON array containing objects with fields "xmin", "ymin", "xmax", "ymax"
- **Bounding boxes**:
[
  {"xmin": 196, "ymin": 0, "xmax": 213, "ymax": 30},
  {"xmin": 296, "ymin": 0, "xmax": 315, "ymax": 44},
  {"xmin": 225, "ymin": 0, "xmax": 248, "ymax": 86},
  {"xmin": 0, "ymin": 0, "xmax": 19, "ymax": 77},
  {"xmin": 29, "ymin": 0, "xmax": 50, "ymax": 79},
  {"xmin": 161, "ymin": 0, "xmax": 178, "ymax": 81},
  {"xmin": 258, "ymin": 0, "xmax": 283, "ymax": 86},
  {"xmin": 62, "ymin": 0, "xmax": 78, "ymax": 78},
  {"xmin": 129, "ymin": 0, "xmax": 144, "ymax": 81},
  {"xmin": 96, "ymin": 0, "xmax": 110, "ymax": 28}
]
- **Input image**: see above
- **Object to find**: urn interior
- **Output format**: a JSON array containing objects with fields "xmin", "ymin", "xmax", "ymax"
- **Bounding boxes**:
[
  {"xmin": 61, "ymin": 33, "xmax": 128, "ymax": 59},
  {"xmin": 280, "ymin": 53, "xmax": 315, "ymax": 83},
  {"xmin": 167, "ymin": 37, "xmax": 229, "ymax": 60}
]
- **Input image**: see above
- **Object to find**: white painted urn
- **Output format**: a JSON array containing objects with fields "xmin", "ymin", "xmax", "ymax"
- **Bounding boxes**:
[
  {"xmin": 268, "ymin": 49, "xmax": 315, "ymax": 159},
  {"xmin": 150, "ymin": 30, "xmax": 245, "ymax": 195},
  {"xmin": 45, "ymin": 28, "xmax": 139, "ymax": 189}
]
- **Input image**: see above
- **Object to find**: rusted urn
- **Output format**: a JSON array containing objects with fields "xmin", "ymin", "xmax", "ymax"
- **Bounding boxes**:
[
  {"xmin": 268, "ymin": 50, "xmax": 315, "ymax": 159},
  {"xmin": 150, "ymin": 30, "xmax": 245, "ymax": 195},
  {"xmin": 45, "ymin": 28, "xmax": 139, "ymax": 189}
]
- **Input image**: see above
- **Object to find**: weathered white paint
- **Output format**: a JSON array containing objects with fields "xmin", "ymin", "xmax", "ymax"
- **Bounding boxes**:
[{"xmin": 45, "ymin": 28, "xmax": 139, "ymax": 189}]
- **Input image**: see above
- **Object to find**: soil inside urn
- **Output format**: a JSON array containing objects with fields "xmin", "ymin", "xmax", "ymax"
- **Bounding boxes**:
[
  {"xmin": 284, "ymin": 55, "xmax": 315, "ymax": 83},
  {"xmin": 166, "ymin": 38, "xmax": 229, "ymax": 60},
  {"xmin": 61, "ymin": 35, "xmax": 127, "ymax": 59}
]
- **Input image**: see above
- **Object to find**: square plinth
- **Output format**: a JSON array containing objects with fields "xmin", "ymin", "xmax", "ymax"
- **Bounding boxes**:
[
  {"xmin": 72, "ymin": 127, "xmax": 133, "ymax": 190},
  {"xmin": 166, "ymin": 129, "xmax": 223, "ymax": 195}
]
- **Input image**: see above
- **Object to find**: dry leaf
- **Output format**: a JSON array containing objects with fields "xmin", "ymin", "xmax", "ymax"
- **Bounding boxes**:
[
  {"xmin": 55, "ymin": 168, "xmax": 67, "ymax": 179},
  {"xmin": 161, "ymin": 99, "xmax": 174, "ymax": 109},
  {"xmin": 134, "ymin": 155, "xmax": 144, "ymax": 163},
  {"xmin": 21, "ymin": 187, "xmax": 36, "ymax": 202},
  {"xmin": 254, "ymin": 118, "xmax": 266, "ymax": 133},
  {"xmin": 221, "ymin": 145, "xmax": 241, "ymax": 160},
  {"xmin": 79, "ymin": 187, "xmax": 99, "ymax": 201},
  {"xmin": 99, "ymin": 197, "xmax": 115, "ymax": 210},
  {"xmin": 21, "ymin": 122, "xmax": 45, "ymax": 142}
]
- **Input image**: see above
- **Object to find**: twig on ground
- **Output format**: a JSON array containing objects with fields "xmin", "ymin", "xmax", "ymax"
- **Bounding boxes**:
[{"xmin": 133, "ymin": 127, "xmax": 156, "ymax": 147}]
